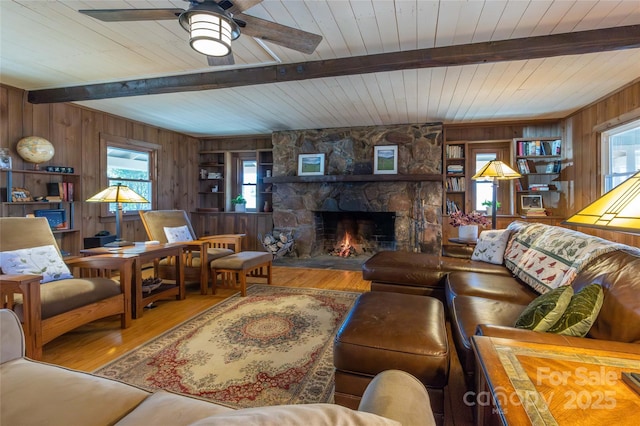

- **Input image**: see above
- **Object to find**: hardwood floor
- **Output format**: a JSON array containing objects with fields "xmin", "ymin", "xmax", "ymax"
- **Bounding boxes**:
[
  {"xmin": 39, "ymin": 265, "xmax": 473, "ymax": 425},
  {"xmin": 41, "ymin": 267, "xmax": 370, "ymax": 371}
]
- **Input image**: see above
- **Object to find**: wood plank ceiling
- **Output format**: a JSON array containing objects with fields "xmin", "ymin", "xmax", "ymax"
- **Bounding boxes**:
[{"xmin": 1, "ymin": 0, "xmax": 640, "ymax": 137}]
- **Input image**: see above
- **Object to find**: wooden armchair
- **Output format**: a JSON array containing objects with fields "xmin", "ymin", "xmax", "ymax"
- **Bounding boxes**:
[
  {"xmin": 139, "ymin": 210, "xmax": 244, "ymax": 294},
  {"xmin": 0, "ymin": 217, "xmax": 133, "ymax": 360}
]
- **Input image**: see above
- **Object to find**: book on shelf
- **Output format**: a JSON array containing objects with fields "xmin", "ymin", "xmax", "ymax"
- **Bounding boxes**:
[
  {"xmin": 446, "ymin": 145, "xmax": 464, "ymax": 159},
  {"xmin": 525, "ymin": 208, "xmax": 548, "ymax": 217},
  {"xmin": 447, "ymin": 164, "xmax": 464, "ymax": 174},
  {"xmin": 516, "ymin": 159, "xmax": 537, "ymax": 174},
  {"xmin": 446, "ymin": 199, "xmax": 461, "ymax": 214},
  {"xmin": 528, "ymin": 183, "xmax": 549, "ymax": 191},
  {"xmin": 446, "ymin": 177, "xmax": 465, "ymax": 192},
  {"xmin": 45, "ymin": 181, "xmax": 73, "ymax": 202},
  {"xmin": 515, "ymin": 179, "xmax": 523, "ymax": 191},
  {"xmin": 516, "ymin": 139, "xmax": 561, "ymax": 156}
]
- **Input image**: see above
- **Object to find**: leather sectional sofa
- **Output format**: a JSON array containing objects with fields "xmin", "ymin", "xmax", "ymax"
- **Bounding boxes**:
[{"xmin": 364, "ymin": 221, "xmax": 640, "ymax": 384}]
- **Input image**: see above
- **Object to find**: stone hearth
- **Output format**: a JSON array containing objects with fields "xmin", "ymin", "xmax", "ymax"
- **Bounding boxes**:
[{"xmin": 270, "ymin": 123, "xmax": 443, "ymax": 258}]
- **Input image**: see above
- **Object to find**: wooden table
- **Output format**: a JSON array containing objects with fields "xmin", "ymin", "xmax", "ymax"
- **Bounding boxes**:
[
  {"xmin": 448, "ymin": 237, "xmax": 478, "ymax": 246},
  {"xmin": 472, "ymin": 335, "xmax": 640, "ymax": 426},
  {"xmin": 81, "ymin": 243, "xmax": 185, "ymax": 318}
]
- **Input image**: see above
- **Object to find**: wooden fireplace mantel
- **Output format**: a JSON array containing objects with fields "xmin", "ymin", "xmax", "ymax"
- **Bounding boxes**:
[{"xmin": 263, "ymin": 174, "xmax": 442, "ymax": 184}]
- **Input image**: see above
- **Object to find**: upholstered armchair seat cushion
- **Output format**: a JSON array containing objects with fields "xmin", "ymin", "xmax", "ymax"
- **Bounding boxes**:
[
  {"xmin": 13, "ymin": 278, "xmax": 122, "ymax": 320},
  {"xmin": 157, "ymin": 248, "xmax": 234, "ymax": 268}
]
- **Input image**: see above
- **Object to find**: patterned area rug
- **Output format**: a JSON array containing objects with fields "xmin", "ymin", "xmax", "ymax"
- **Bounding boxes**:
[{"xmin": 94, "ymin": 285, "xmax": 359, "ymax": 408}]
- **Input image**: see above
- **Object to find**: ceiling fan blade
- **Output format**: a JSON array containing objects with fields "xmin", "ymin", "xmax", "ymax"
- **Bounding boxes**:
[
  {"xmin": 79, "ymin": 9, "xmax": 184, "ymax": 22},
  {"xmin": 208, "ymin": 54, "xmax": 235, "ymax": 66},
  {"xmin": 237, "ymin": 14, "xmax": 322, "ymax": 54},
  {"xmin": 227, "ymin": 0, "xmax": 263, "ymax": 15}
]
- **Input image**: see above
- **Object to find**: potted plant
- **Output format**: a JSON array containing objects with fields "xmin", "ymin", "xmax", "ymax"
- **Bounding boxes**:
[
  {"xmin": 449, "ymin": 211, "xmax": 491, "ymax": 239},
  {"xmin": 481, "ymin": 200, "xmax": 501, "ymax": 215},
  {"xmin": 231, "ymin": 194, "xmax": 247, "ymax": 212}
]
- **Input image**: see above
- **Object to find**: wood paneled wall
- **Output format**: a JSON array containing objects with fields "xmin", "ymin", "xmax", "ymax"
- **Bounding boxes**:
[
  {"xmin": 1, "ymin": 84, "xmax": 199, "ymax": 252},
  {"xmin": 563, "ymin": 79, "xmax": 640, "ymax": 247},
  {"xmin": 3, "ymin": 78, "xmax": 639, "ymax": 251}
]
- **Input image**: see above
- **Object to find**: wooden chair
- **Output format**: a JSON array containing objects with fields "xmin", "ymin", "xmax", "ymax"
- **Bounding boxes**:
[
  {"xmin": 0, "ymin": 217, "xmax": 133, "ymax": 360},
  {"xmin": 139, "ymin": 210, "xmax": 244, "ymax": 294}
]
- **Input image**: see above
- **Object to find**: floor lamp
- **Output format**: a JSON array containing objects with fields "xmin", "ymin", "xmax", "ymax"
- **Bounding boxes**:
[
  {"xmin": 86, "ymin": 183, "xmax": 149, "ymax": 247},
  {"xmin": 562, "ymin": 170, "xmax": 640, "ymax": 234},
  {"xmin": 472, "ymin": 160, "xmax": 521, "ymax": 229}
]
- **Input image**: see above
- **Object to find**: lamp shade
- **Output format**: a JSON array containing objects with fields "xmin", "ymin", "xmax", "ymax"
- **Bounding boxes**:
[
  {"xmin": 86, "ymin": 184, "xmax": 149, "ymax": 204},
  {"xmin": 562, "ymin": 170, "xmax": 640, "ymax": 234},
  {"xmin": 472, "ymin": 160, "xmax": 522, "ymax": 180}
]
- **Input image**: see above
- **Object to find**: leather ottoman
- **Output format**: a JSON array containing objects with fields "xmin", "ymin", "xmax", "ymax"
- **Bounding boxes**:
[{"xmin": 333, "ymin": 291, "xmax": 449, "ymax": 424}]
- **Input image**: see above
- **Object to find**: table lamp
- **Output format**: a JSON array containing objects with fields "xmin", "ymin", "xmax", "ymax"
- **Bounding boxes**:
[
  {"xmin": 562, "ymin": 170, "xmax": 640, "ymax": 234},
  {"xmin": 86, "ymin": 183, "xmax": 149, "ymax": 247},
  {"xmin": 472, "ymin": 160, "xmax": 521, "ymax": 229}
]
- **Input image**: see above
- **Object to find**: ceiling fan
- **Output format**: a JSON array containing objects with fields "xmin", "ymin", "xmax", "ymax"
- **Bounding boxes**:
[{"xmin": 79, "ymin": 0, "xmax": 322, "ymax": 66}]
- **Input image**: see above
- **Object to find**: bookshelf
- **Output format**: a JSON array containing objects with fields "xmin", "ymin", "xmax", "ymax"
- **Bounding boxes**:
[{"xmin": 513, "ymin": 137, "xmax": 563, "ymax": 217}]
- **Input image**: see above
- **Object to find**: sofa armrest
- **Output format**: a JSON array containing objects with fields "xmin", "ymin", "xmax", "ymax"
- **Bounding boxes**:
[
  {"xmin": 0, "ymin": 308, "xmax": 26, "ymax": 363},
  {"xmin": 475, "ymin": 324, "xmax": 640, "ymax": 355},
  {"xmin": 358, "ymin": 370, "xmax": 436, "ymax": 426},
  {"xmin": 442, "ymin": 244, "xmax": 474, "ymax": 259}
]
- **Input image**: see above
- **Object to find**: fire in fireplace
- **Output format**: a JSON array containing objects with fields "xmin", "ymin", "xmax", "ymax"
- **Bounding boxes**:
[{"xmin": 314, "ymin": 211, "xmax": 396, "ymax": 257}]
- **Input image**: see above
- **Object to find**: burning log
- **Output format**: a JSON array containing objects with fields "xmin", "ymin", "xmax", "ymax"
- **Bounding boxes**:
[{"xmin": 330, "ymin": 232, "xmax": 357, "ymax": 257}]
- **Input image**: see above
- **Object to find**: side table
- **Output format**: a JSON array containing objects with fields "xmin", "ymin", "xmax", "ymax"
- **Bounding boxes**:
[
  {"xmin": 81, "ymin": 243, "xmax": 185, "ymax": 318},
  {"xmin": 472, "ymin": 335, "xmax": 640, "ymax": 425}
]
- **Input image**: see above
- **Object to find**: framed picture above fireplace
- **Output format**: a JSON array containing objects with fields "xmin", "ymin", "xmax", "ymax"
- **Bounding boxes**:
[
  {"xmin": 373, "ymin": 145, "xmax": 398, "ymax": 175},
  {"xmin": 298, "ymin": 153, "xmax": 325, "ymax": 176}
]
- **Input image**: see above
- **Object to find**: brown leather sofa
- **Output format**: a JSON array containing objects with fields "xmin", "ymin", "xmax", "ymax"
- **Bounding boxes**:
[{"xmin": 363, "ymin": 221, "xmax": 640, "ymax": 386}]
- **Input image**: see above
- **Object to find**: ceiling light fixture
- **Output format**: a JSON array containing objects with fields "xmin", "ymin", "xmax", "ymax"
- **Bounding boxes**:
[{"xmin": 178, "ymin": 2, "xmax": 240, "ymax": 57}]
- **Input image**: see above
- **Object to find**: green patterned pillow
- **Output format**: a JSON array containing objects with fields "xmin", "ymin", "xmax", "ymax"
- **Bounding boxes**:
[
  {"xmin": 515, "ymin": 286, "xmax": 574, "ymax": 332},
  {"xmin": 547, "ymin": 284, "xmax": 604, "ymax": 337}
]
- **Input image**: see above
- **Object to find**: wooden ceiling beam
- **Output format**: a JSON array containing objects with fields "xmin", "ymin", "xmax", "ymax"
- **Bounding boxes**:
[{"xmin": 28, "ymin": 24, "xmax": 640, "ymax": 104}]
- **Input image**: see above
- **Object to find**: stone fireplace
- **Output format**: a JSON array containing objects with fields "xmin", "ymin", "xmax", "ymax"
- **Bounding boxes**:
[{"xmin": 269, "ymin": 123, "xmax": 444, "ymax": 258}]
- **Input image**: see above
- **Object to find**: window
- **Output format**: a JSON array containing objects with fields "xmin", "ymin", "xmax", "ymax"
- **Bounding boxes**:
[
  {"xmin": 242, "ymin": 159, "xmax": 257, "ymax": 210},
  {"xmin": 602, "ymin": 119, "xmax": 640, "ymax": 192},
  {"xmin": 106, "ymin": 147, "xmax": 152, "ymax": 213},
  {"xmin": 474, "ymin": 152, "xmax": 497, "ymax": 210},
  {"xmin": 100, "ymin": 135, "xmax": 157, "ymax": 216},
  {"xmin": 468, "ymin": 141, "xmax": 512, "ymax": 214}
]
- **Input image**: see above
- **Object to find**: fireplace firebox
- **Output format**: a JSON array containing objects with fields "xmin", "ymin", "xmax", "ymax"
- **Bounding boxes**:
[{"xmin": 313, "ymin": 211, "xmax": 396, "ymax": 257}]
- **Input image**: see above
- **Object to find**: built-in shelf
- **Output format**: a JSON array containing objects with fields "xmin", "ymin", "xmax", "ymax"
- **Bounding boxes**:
[{"xmin": 263, "ymin": 174, "xmax": 442, "ymax": 184}]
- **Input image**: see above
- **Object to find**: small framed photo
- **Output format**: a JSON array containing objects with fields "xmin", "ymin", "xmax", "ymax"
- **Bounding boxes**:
[
  {"xmin": 298, "ymin": 153, "xmax": 325, "ymax": 176},
  {"xmin": 11, "ymin": 187, "xmax": 33, "ymax": 202},
  {"xmin": 373, "ymin": 145, "xmax": 398, "ymax": 175},
  {"xmin": 0, "ymin": 152, "xmax": 11, "ymax": 170},
  {"xmin": 521, "ymin": 194, "xmax": 543, "ymax": 210}
]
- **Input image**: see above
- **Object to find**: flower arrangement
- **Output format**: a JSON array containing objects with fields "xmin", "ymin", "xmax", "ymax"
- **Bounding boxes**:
[{"xmin": 449, "ymin": 210, "xmax": 491, "ymax": 228}]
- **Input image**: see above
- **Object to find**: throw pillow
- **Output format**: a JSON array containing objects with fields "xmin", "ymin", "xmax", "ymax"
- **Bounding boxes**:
[
  {"xmin": 514, "ymin": 286, "xmax": 574, "ymax": 332},
  {"xmin": 0, "ymin": 244, "xmax": 73, "ymax": 283},
  {"xmin": 547, "ymin": 284, "xmax": 604, "ymax": 337},
  {"xmin": 471, "ymin": 229, "xmax": 511, "ymax": 264},
  {"xmin": 164, "ymin": 225, "xmax": 193, "ymax": 243}
]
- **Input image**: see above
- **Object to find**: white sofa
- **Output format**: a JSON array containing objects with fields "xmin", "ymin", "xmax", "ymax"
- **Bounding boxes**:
[{"xmin": 0, "ymin": 309, "xmax": 435, "ymax": 426}]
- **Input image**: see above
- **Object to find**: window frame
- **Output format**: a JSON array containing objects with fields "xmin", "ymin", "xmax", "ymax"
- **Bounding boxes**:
[
  {"xmin": 600, "ymin": 118, "xmax": 640, "ymax": 194},
  {"xmin": 99, "ymin": 134, "xmax": 159, "ymax": 218},
  {"xmin": 467, "ymin": 141, "xmax": 513, "ymax": 215}
]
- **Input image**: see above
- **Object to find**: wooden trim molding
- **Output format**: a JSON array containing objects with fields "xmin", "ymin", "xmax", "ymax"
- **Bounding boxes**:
[{"xmin": 263, "ymin": 174, "xmax": 442, "ymax": 184}]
